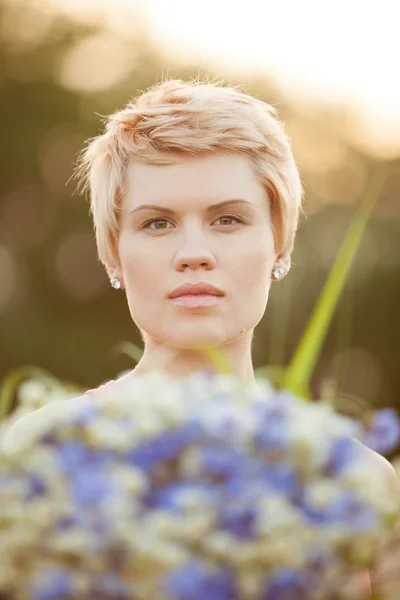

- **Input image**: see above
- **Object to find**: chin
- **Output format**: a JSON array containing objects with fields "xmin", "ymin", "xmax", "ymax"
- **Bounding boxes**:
[{"xmin": 150, "ymin": 321, "xmax": 242, "ymax": 350}]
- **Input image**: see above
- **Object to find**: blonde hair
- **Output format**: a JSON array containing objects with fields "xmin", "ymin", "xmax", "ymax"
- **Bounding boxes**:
[{"xmin": 75, "ymin": 79, "xmax": 304, "ymax": 269}]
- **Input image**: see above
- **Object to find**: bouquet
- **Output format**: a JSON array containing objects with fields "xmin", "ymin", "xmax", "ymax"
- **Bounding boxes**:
[{"xmin": 0, "ymin": 371, "xmax": 399, "ymax": 600}]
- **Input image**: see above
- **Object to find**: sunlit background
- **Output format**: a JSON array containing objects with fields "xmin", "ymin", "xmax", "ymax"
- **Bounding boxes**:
[{"xmin": 1, "ymin": 0, "xmax": 399, "ymax": 433}]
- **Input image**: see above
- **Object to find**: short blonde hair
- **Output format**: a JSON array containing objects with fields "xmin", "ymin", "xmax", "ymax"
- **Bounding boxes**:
[{"xmin": 75, "ymin": 79, "xmax": 303, "ymax": 269}]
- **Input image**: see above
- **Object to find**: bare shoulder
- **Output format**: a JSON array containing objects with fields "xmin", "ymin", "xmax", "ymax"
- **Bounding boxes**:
[
  {"xmin": 85, "ymin": 379, "xmax": 116, "ymax": 397},
  {"xmin": 359, "ymin": 443, "xmax": 400, "ymax": 591},
  {"xmin": 354, "ymin": 438, "xmax": 400, "ymax": 502}
]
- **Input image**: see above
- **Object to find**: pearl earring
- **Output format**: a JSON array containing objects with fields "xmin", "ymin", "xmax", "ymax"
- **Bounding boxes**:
[
  {"xmin": 110, "ymin": 277, "xmax": 122, "ymax": 290},
  {"xmin": 272, "ymin": 267, "xmax": 286, "ymax": 280}
]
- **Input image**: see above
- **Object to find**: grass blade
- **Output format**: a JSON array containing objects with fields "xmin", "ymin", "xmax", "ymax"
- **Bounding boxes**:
[{"xmin": 283, "ymin": 168, "xmax": 387, "ymax": 398}]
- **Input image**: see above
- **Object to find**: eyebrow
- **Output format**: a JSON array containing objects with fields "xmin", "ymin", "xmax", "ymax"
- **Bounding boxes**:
[{"xmin": 128, "ymin": 199, "xmax": 254, "ymax": 216}]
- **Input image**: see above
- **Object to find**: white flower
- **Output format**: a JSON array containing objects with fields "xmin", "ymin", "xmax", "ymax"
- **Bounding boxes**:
[
  {"xmin": 341, "ymin": 456, "xmax": 398, "ymax": 514},
  {"xmin": 257, "ymin": 493, "xmax": 304, "ymax": 534},
  {"xmin": 18, "ymin": 380, "xmax": 48, "ymax": 406},
  {"xmin": 287, "ymin": 401, "xmax": 359, "ymax": 469},
  {"xmin": 305, "ymin": 480, "xmax": 338, "ymax": 509}
]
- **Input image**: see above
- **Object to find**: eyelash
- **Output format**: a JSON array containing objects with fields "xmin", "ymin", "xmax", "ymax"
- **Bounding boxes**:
[{"xmin": 142, "ymin": 215, "xmax": 245, "ymax": 231}]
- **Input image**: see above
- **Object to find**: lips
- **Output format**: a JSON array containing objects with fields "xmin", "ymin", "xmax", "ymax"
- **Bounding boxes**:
[
  {"xmin": 168, "ymin": 282, "xmax": 225, "ymax": 299},
  {"xmin": 171, "ymin": 294, "xmax": 224, "ymax": 308}
]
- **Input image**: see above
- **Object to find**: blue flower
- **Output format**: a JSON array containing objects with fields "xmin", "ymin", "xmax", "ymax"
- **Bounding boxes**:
[
  {"xmin": 301, "ymin": 490, "xmax": 377, "ymax": 530},
  {"xmin": 70, "ymin": 469, "xmax": 117, "ymax": 506},
  {"xmin": 306, "ymin": 546, "xmax": 333, "ymax": 574},
  {"xmin": 261, "ymin": 569, "xmax": 311, "ymax": 600},
  {"xmin": 55, "ymin": 510, "xmax": 108, "ymax": 535},
  {"xmin": 27, "ymin": 475, "xmax": 47, "ymax": 499},
  {"xmin": 253, "ymin": 400, "xmax": 290, "ymax": 453},
  {"xmin": 332, "ymin": 492, "xmax": 378, "ymax": 531},
  {"xmin": 190, "ymin": 399, "xmax": 244, "ymax": 441},
  {"xmin": 262, "ymin": 463, "xmax": 302, "ymax": 499},
  {"xmin": 56, "ymin": 441, "xmax": 116, "ymax": 506},
  {"xmin": 147, "ymin": 481, "xmax": 219, "ymax": 513},
  {"xmin": 164, "ymin": 561, "xmax": 237, "ymax": 600},
  {"xmin": 90, "ymin": 574, "xmax": 132, "ymax": 598},
  {"xmin": 126, "ymin": 423, "xmax": 199, "ymax": 472},
  {"xmin": 224, "ymin": 474, "xmax": 267, "ymax": 500},
  {"xmin": 31, "ymin": 569, "xmax": 72, "ymax": 600},
  {"xmin": 324, "ymin": 437, "xmax": 358, "ymax": 477},
  {"xmin": 300, "ymin": 501, "xmax": 335, "ymax": 526},
  {"xmin": 363, "ymin": 408, "xmax": 400, "ymax": 454},
  {"xmin": 218, "ymin": 502, "xmax": 257, "ymax": 539},
  {"xmin": 57, "ymin": 441, "xmax": 109, "ymax": 476},
  {"xmin": 198, "ymin": 445, "xmax": 248, "ymax": 478},
  {"xmin": 218, "ymin": 462, "xmax": 303, "ymax": 539},
  {"xmin": 40, "ymin": 433, "xmax": 58, "ymax": 446},
  {"xmin": 55, "ymin": 515, "xmax": 79, "ymax": 531},
  {"xmin": 223, "ymin": 461, "xmax": 303, "ymax": 507}
]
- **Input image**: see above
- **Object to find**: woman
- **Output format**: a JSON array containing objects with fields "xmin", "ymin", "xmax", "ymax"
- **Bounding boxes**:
[
  {"xmin": 3, "ymin": 79, "xmax": 399, "ymax": 595},
  {"xmin": 79, "ymin": 78, "xmax": 302, "ymax": 385}
]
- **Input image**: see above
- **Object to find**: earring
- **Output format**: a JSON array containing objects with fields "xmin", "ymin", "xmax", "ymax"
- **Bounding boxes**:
[
  {"xmin": 272, "ymin": 267, "xmax": 286, "ymax": 280},
  {"xmin": 110, "ymin": 277, "xmax": 122, "ymax": 290}
]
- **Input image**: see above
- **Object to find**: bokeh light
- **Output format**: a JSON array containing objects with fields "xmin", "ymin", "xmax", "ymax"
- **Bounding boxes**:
[
  {"xmin": 0, "ymin": 185, "xmax": 57, "ymax": 251},
  {"xmin": 39, "ymin": 125, "xmax": 88, "ymax": 196},
  {"xmin": 54, "ymin": 230, "xmax": 108, "ymax": 300},
  {"xmin": 57, "ymin": 33, "xmax": 137, "ymax": 93},
  {"xmin": 0, "ymin": 2, "xmax": 54, "ymax": 54}
]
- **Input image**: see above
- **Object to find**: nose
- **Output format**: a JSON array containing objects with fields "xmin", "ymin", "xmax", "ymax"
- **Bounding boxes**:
[{"xmin": 173, "ymin": 229, "xmax": 217, "ymax": 272}]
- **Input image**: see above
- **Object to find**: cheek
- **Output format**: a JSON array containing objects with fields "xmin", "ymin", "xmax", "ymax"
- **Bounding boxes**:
[
  {"xmin": 118, "ymin": 237, "xmax": 161, "ymax": 294},
  {"xmin": 233, "ymin": 237, "xmax": 275, "ymax": 289}
]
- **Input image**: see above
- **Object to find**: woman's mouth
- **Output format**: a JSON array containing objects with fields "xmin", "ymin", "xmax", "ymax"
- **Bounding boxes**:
[{"xmin": 170, "ymin": 294, "xmax": 224, "ymax": 308}]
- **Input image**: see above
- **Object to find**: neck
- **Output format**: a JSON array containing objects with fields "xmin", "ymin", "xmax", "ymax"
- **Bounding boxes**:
[{"xmin": 129, "ymin": 331, "xmax": 255, "ymax": 383}]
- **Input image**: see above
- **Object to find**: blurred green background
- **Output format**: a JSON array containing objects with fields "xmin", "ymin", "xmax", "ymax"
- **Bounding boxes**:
[{"xmin": 0, "ymin": 0, "xmax": 399, "ymax": 419}]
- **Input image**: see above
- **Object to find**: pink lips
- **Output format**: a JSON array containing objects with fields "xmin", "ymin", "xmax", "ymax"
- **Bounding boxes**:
[
  {"xmin": 171, "ymin": 294, "xmax": 223, "ymax": 307},
  {"xmin": 168, "ymin": 282, "xmax": 225, "ymax": 299},
  {"xmin": 168, "ymin": 282, "xmax": 225, "ymax": 308}
]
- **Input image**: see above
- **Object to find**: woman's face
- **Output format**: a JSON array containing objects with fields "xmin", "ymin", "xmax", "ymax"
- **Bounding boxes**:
[{"xmin": 117, "ymin": 152, "xmax": 282, "ymax": 349}]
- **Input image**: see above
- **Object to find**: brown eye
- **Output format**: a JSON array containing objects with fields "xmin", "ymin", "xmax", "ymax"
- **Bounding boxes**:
[
  {"xmin": 215, "ymin": 216, "xmax": 243, "ymax": 226},
  {"xmin": 143, "ymin": 219, "xmax": 172, "ymax": 230}
]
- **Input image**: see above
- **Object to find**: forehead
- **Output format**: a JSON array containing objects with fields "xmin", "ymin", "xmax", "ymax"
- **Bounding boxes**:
[{"xmin": 123, "ymin": 152, "xmax": 268, "ymax": 209}]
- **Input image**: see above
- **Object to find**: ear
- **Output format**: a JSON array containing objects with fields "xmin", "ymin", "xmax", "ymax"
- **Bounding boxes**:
[
  {"xmin": 274, "ymin": 247, "xmax": 292, "ymax": 273},
  {"xmin": 105, "ymin": 265, "xmax": 125, "ymax": 290}
]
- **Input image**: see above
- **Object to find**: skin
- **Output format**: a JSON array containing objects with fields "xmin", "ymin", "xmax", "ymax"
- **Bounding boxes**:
[{"xmin": 107, "ymin": 151, "xmax": 291, "ymax": 383}]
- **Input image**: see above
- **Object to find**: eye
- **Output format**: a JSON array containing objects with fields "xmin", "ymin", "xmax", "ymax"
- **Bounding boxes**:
[
  {"xmin": 141, "ymin": 215, "xmax": 245, "ymax": 231},
  {"xmin": 214, "ymin": 215, "xmax": 244, "ymax": 226},
  {"xmin": 142, "ymin": 219, "xmax": 173, "ymax": 230}
]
